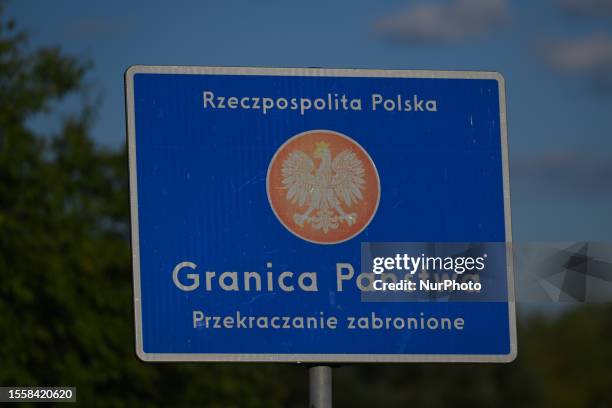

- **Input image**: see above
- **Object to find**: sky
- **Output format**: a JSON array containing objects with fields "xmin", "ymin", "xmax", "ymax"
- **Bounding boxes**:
[{"xmin": 8, "ymin": 0, "xmax": 612, "ymax": 242}]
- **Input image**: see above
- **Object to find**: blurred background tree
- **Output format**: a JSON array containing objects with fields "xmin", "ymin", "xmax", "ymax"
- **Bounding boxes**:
[{"xmin": 0, "ymin": 5, "xmax": 611, "ymax": 407}]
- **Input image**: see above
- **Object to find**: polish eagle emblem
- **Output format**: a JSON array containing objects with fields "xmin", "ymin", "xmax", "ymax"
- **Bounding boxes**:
[{"xmin": 281, "ymin": 141, "xmax": 366, "ymax": 233}]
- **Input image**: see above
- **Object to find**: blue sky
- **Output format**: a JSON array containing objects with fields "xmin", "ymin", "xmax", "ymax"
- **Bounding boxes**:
[{"xmin": 8, "ymin": 0, "xmax": 612, "ymax": 241}]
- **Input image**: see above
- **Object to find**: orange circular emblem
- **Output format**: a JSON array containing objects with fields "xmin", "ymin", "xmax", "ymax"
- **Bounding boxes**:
[{"xmin": 267, "ymin": 129, "xmax": 380, "ymax": 244}]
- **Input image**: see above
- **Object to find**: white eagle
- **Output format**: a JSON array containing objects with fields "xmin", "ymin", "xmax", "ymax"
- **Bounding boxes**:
[{"xmin": 281, "ymin": 141, "xmax": 366, "ymax": 233}]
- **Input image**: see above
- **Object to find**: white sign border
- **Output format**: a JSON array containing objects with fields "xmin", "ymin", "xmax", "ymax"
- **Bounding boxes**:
[{"xmin": 125, "ymin": 65, "xmax": 517, "ymax": 363}]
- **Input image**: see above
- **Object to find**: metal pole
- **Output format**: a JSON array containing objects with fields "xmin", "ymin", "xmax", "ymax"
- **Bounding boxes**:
[{"xmin": 309, "ymin": 365, "xmax": 332, "ymax": 408}]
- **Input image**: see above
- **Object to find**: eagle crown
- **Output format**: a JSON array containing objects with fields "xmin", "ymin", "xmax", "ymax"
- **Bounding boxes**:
[{"xmin": 313, "ymin": 141, "xmax": 330, "ymax": 159}]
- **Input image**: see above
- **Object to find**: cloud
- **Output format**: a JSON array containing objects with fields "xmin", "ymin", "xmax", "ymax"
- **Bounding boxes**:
[
  {"xmin": 373, "ymin": 0, "xmax": 510, "ymax": 44},
  {"xmin": 541, "ymin": 34, "xmax": 612, "ymax": 92},
  {"xmin": 555, "ymin": 0, "xmax": 612, "ymax": 18},
  {"xmin": 512, "ymin": 151, "xmax": 612, "ymax": 196}
]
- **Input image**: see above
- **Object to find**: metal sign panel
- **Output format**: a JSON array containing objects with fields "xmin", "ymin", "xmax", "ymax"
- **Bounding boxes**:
[{"xmin": 125, "ymin": 66, "xmax": 516, "ymax": 362}]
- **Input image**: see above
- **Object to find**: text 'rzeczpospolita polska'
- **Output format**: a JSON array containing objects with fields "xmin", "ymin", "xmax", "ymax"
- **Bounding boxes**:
[{"xmin": 203, "ymin": 91, "xmax": 438, "ymax": 115}]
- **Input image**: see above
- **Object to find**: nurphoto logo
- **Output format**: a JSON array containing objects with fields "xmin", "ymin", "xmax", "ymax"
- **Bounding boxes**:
[{"xmin": 266, "ymin": 129, "xmax": 380, "ymax": 244}]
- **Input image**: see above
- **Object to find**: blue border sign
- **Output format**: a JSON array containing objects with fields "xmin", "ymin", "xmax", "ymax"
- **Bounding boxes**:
[{"xmin": 125, "ymin": 66, "xmax": 516, "ymax": 362}]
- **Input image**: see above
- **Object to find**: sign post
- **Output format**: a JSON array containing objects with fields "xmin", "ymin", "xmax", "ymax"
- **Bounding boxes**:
[
  {"xmin": 309, "ymin": 365, "xmax": 332, "ymax": 408},
  {"xmin": 125, "ymin": 66, "xmax": 516, "ymax": 369}
]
